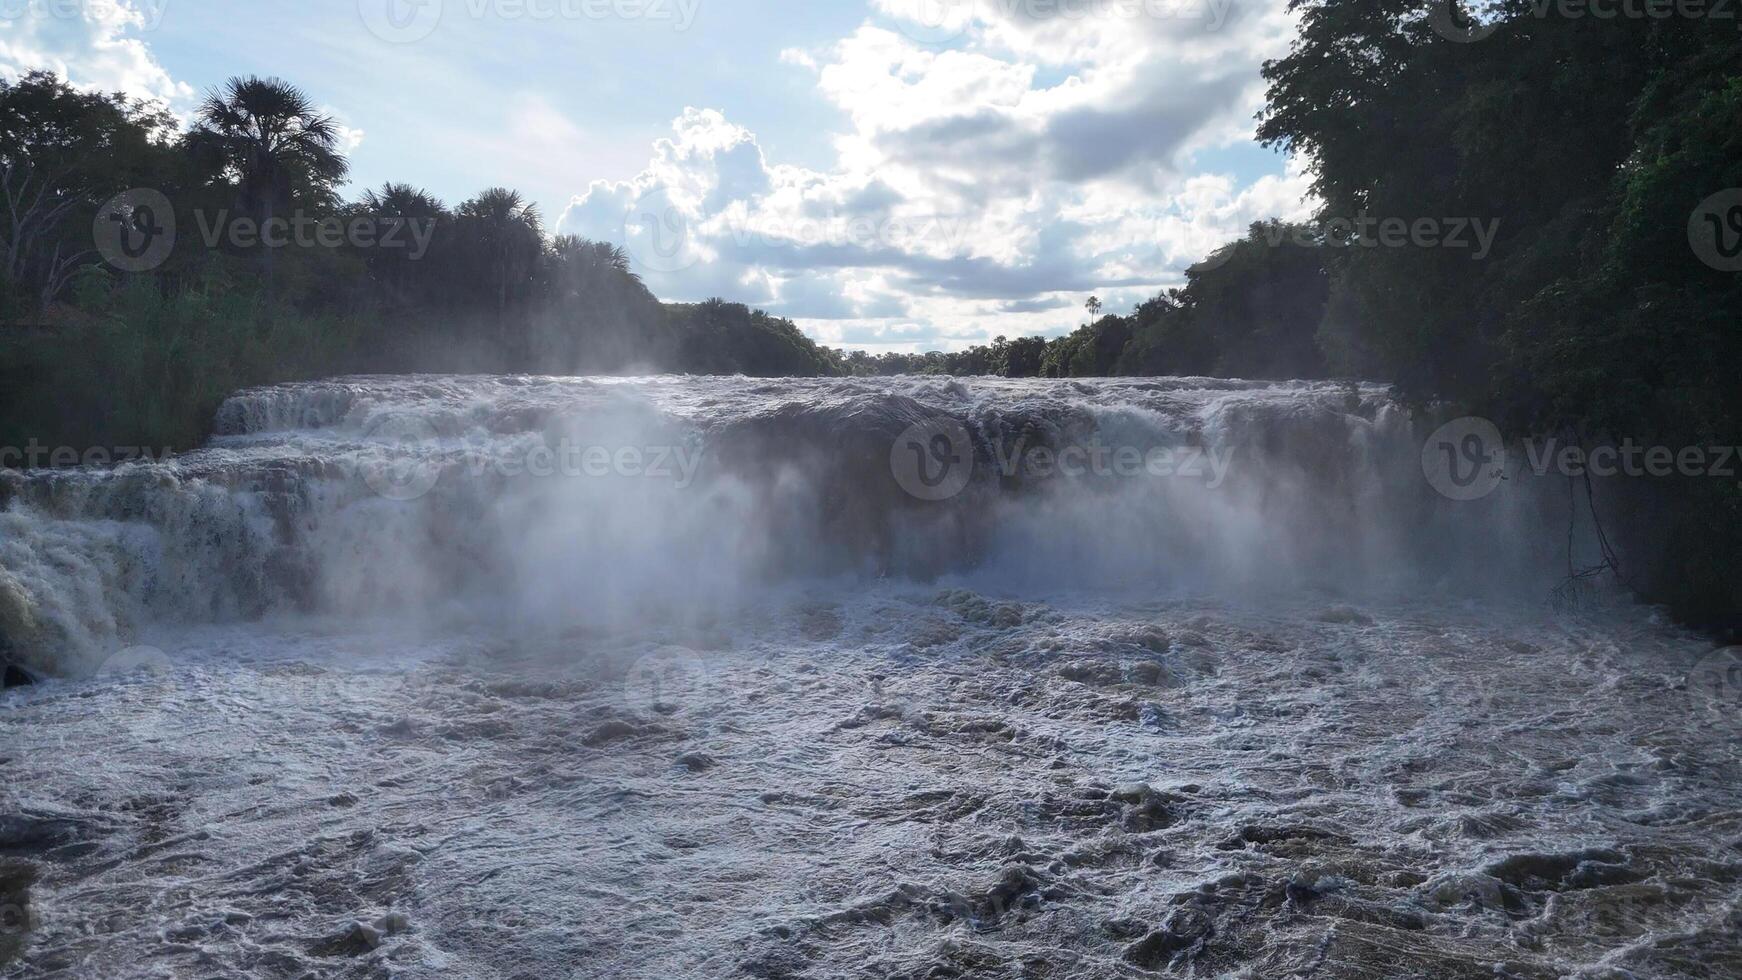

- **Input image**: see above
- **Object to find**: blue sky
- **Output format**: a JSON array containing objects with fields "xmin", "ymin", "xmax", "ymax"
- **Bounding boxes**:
[{"xmin": 1, "ymin": 0, "xmax": 1315, "ymax": 351}]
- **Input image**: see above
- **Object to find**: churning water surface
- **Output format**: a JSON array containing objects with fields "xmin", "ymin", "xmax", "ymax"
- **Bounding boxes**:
[{"xmin": 1, "ymin": 376, "xmax": 1737, "ymax": 978}]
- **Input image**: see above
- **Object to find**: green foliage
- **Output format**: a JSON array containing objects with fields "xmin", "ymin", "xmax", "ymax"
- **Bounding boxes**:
[
  {"xmin": 0, "ymin": 276, "xmax": 372, "ymax": 454},
  {"xmin": 1257, "ymin": 2, "xmax": 1742, "ymax": 624},
  {"xmin": 187, "ymin": 76, "xmax": 350, "ymax": 222},
  {"xmin": 669, "ymin": 299, "xmax": 842, "ymax": 377},
  {"xmin": 1, "ymin": 72, "xmax": 849, "ymax": 458},
  {"xmin": 838, "ymin": 226, "xmax": 1331, "ymax": 382}
]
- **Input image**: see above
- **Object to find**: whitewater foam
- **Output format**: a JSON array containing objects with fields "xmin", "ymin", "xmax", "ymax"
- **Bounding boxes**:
[{"xmin": 0, "ymin": 375, "xmax": 1590, "ymax": 677}]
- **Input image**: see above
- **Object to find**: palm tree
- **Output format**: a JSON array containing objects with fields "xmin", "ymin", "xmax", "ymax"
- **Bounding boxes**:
[
  {"xmin": 547, "ymin": 235, "xmax": 638, "ymax": 298},
  {"xmin": 189, "ymin": 77, "xmax": 349, "ymax": 283},
  {"xmin": 535, "ymin": 235, "xmax": 665, "ymax": 370},
  {"xmin": 456, "ymin": 187, "xmax": 542, "ymax": 322},
  {"xmin": 357, "ymin": 183, "xmax": 448, "ymax": 305},
  {"xmin": 360, "ymin": 182, "xmax": 445, "ymax": 218}
]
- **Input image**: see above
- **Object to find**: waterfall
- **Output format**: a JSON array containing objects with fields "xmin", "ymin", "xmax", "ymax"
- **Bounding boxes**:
[{"xmin": 0, "ymin": 375, "xmax": 1583, "ymax": 676}]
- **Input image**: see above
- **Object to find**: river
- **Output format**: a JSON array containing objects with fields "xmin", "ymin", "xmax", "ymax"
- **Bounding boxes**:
[{"xmin": 1, "ymin": 376, "xmax": 1737, "ymax": 978}]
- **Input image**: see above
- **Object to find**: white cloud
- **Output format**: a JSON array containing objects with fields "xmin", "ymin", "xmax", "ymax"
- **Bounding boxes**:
[
  {"xmin": 319, "ymin": 105, "xmax": 367, "ymax": 155},
  {"xmin": 0, "ymin": 0, "xmax": 189, "ymax": 105},
  {"xmin": 561, "ymin": 1, "xmax": 1313, "ymax": 351}
]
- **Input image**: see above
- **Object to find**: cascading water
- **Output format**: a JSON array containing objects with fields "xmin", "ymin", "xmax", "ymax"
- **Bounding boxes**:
[
  {"xmin": 2, "ymin": 375, "xmax": 1574, "ymax": 677},
  {"xmin": 1, "ymin": 376, "xmax": 1735, "ymax": 979}
]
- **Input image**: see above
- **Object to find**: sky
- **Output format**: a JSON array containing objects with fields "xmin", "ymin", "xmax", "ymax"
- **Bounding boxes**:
[{"xmin": 0, "ymin": 0, "xmax": 1316, "ymax": 352}]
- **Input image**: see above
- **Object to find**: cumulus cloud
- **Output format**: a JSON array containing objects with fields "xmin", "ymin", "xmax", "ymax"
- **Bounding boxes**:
[
  {"xmin": 561, "ymin": 0, "xmax": 1314, "ymax": 351},
  {"xmin": 0, "ymin": 0, "xmax": 189, "ymax": 105}
]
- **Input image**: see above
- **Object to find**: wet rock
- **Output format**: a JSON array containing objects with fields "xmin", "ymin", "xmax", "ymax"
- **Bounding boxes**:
[
  {"xmin": 1123, "ymin": 907, "xmax": 1211, "ymax": 970},
  {"xmin": 675, "ymin": 751, "xmax": 716, "ymax": 772},
  {"xmin": 1100, "ymin": 916, "xmax": 1149, "ymax": 940},
  {"xmin": 907, "ymin": 618, "xmax": 962, "ymax": 649},
  {"xmin": 837, "ymin": 703, "xmax": 907, "ymax": 729},
  {"xmin": 1124, "ymin": 661, "xmax": 1180, "ymax": 688},
  {"xmin": 1385, "ymin": 870, "xmax": 1428, "ymax": 888},
  {"xmin": 1056, "ymin": 660, "xmax": 1122, "ymax": 686},
  {"xmin": 1128, "ymin": 624, "xmax": 1171, "ymax": 652},
  {"xmin": 1315, "ymin": 605, "xmax": 1374, "ymax": 626},
  {"xmin": 312, "ymin": 920, "xmax": 383, "ymax": 957},
  {"xmin": 738, "ymin": 947, "xmax": 811, "ymax": 979},
  {"xmin": 1420, "ymin": 872, "xmax": 1526, "ymax": 914},
  {"xmin": 1289, "ymin": 881, "xmax": 1427, "ymax": 931},
  {"xmin": 1033, "ymin": 783, "xmax": 1183, "ymax": 832},
  {"xmin": 1216, "ymin": 823, "xmax": 1352, "ymax": 854},
  {"xmin": 0, "ymin": 859, "xmax": 40, "ymax": 964},
  {"xmin": 1110, "ymin": 784, "xmax": 1183, "ymax": 832},
  {"xmin": 1, "ymin": 664, "xmax": 32, "ymax": 689},
  {"xmin": 0, "ymin": 812, "xmax": 89, "ymax": 854},
  {"xmin": 933, "ymin": 589, "xmax": 1022, "ymax": 628},
  {"xmin": 856, "ymin": 789, "xmax": 986, "ymax": 825},
  {"xmin": 1284, "ymin": 876, "xmax": 1325, "ymax": 906},
  {"xmin": 1482, "ymin": 848, "xmax": 1637, "ymax": 892},
  {"xmin": 1457, "ymin": 810, "xmax": 1529, "ymax": 839},
  {"xmin": 938, "ymin": 865, "xmax": 1044, "ymax": 927},
  {"xmin": 1060, "ymin": 836, "xmax": 1145, "ymax": 870},
  {"xmin": 163, "ymin": 922, "xmax": 207, "ymax": 943},
  {"xmin": 376, "ymin": 717, "xmax": 419, "ymax": 738},
  {"xmin": 798, "ymin": 606, "xmax": 842, "ymax": 641},
  {"xmin": 583, "ymin": 719, "xmax": 666, "ymax": 746}
]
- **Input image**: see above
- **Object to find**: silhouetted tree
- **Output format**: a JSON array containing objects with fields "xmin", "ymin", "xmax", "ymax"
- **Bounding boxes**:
[{"xmin": 188, "ymin": 78, "xmax": 348, "ymax": 281}]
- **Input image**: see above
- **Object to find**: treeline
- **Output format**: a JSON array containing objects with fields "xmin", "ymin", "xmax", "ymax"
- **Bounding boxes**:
[
  {"xmin": 842, "ymin": 221, "xmax": 1330, "ymax": 380},
  {"xmin": 1253, "ymin": 3, "xmax": 1742, "ymax": 625},
  {"xmin": 0, "ymin": 72, "xmax": 836, "ymax": 452}
]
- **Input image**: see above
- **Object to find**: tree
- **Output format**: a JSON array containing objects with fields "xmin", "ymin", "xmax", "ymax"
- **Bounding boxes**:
[
  {"xmin": 0, "ymin": 72, "xmax": 179, "ymax": 312},
  {"xmin": 455, "ymin": 187, "xmax": 543, "ymax": 325},
  {"xmin": 188, "ymin": 77, "xmax": 349, "ymax": 282},
  {"xmin": 534, "ymin": 236, "xmax": 667, "ymax": 371},
  {"xmin": 355, "ymin": 182, "xmax": 449, "ymax": 307}
]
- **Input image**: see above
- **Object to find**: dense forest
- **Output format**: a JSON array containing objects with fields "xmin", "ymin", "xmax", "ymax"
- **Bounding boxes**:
[
  {"xmin": 2, "ymin": 3, "xmax": 1740, "ymax": 621},
  {"xmin": 1255, "ymin": 1, "xmax": 1742, "ymax": 626},
  {"xmin": 0, "ymin": 72, "xmax": 837, "ymax": 454}
]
